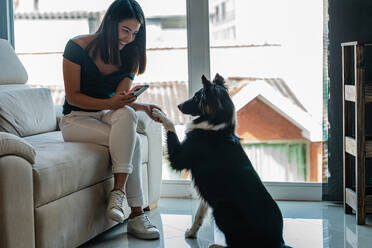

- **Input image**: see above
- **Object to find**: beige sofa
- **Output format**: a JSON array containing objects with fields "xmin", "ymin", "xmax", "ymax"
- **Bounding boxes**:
[{"xmin": 0, "ymin": 39, "xmax": 162, "ymax": 248}]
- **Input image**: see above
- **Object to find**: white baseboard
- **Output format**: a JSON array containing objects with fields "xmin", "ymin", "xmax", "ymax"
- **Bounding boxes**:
[
  {"xmin": 263, "ymin": 182, "xmax": 322, "ymax": 201},
  {"xmin": 160, "ymin": 180, "xmax": 322, "ymax": 201},
  {"xmin": 160, "ymin": 180, "xmax": 195, "ymax": 198}
]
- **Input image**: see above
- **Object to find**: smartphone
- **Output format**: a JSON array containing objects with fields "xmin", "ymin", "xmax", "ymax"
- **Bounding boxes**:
[{"xmin": 129, "ymin": 85, "xmax": 149, "ymax": 97}]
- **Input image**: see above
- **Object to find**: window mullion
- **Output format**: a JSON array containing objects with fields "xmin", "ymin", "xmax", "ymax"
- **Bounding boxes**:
[
  {"xmin": 0, "ymin": 0, "xmax": 15, "ymax": 47},
  {"xmin": 186, "ymin": 0, "xmax": 211, "ymax": 96}
]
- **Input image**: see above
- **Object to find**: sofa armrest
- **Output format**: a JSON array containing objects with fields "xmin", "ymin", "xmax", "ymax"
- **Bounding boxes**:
[
  {"xmin": 54, "ymin": 104, "xmax": 63, "ymax": 131},
  {"xmin": 143, "ymin": 118, "xmax": 163, "ymax": 206},
  {"xmin": 0, "ymin": 132, "xmax": 36, "ymax": 164},
  {"xmin": 0, "ymin": 156, "xmax": 35, "ymax": 248}
]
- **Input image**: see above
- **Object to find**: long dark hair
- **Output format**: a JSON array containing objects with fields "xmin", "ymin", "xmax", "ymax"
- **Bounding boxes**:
[{"xmin": 86, "ymin": 0, "xmax": 146, "ymax": 74}]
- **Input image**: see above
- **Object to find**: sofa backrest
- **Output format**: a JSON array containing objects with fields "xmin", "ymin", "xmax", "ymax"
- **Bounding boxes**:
[
  {"xmin": 0, "ymin": 39, "xmax": 28, "ymax": 86},
  {"xmin": 0, "ymin": 88, "xmax": 57, "ymax": 137},
  {"xmin": 0, "ymin": 39, "xmax": 57, "ymax": 136}
]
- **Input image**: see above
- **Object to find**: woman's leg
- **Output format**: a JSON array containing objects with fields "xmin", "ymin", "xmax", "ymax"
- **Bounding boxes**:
[
  {"xmin": 62, "ymin": 108, "xmax": 159, "ymax": 239},
  {"xmin": 101, "ymin": 107, "xmax": 144, "ymax": 205},
  {"xmin": 61, "ymin": 110, "xmax": 137, "ymax": 217},
  {"xmin": 60, "ymin": 111, "xmax": 129, "ymax": 220},
  {"xmin": 112, "ymin": 134, "xmax": 144, "ymax": 218},
  {"xmin": 60, "ymin": 111, "xmax": 110, "ymax": 146},
  {"xmin": 114, "ymin": 174, "xmax": 129, "ymax": 191},
  {"xmin": 102, "ymin": 107, "xmax": 159, "ymax": 239},
  {"xmin": 101, "ymin": 107, "xmax": 143, "ymax": 214},
  {"xmin": 125, "ymin": 133, "xmax": 145, "ymax": 218},
  {"xmin": 102, "ymin": 107, "xmax": 139, "ymax": 175},
  {"xmin": 61, "ymin": 111, "xmax": 133, "ymax": 191}
]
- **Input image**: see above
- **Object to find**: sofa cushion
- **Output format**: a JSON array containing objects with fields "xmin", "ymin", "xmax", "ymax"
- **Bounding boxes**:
[
  {"xmin": 0, "ymin": 132, "xmax": 36, "ymax": 164},
  {"xmin": 0, "ymin": 88, "xmax": 57, "ymax": 137},
  {"xmin": 25, "ymin": 131, "xmax": 111, "ymax": 207},
  {"xmin": 24, "ymin": 131, "xmax": 149, "ymax": 207},
  {"xmin": 0, "ymin": 84, "xmax": 30, "ymax": 92},
  {"xmin": 0, "ymin": 39, "xmax": 28, "ymax": 85}
]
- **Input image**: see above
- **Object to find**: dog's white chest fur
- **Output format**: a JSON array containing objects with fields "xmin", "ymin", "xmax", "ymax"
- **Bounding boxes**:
[{"xmin": 186, "ymin": 120, "xmax": 227, "ymax": 133}]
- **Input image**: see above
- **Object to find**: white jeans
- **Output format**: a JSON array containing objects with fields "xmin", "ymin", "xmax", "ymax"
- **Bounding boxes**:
[{"xmin": 60, "ymin": 106, "xmax": 144, "ymax": 207}]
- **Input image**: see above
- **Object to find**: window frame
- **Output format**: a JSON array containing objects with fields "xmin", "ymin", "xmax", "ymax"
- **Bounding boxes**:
[{"xmin": 4, "ymin": 0, "xmax": 322, "ymax": 201}]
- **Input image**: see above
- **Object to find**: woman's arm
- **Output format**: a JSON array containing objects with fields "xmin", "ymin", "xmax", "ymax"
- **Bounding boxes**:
[{"xmin": 63, "ymin": 58, "xmax": 135, "ymax": 110}]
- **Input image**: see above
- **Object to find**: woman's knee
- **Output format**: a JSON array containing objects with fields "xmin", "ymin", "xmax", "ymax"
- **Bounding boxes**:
[{"xmin": 111, "ymin": 106, "xmax": 138, "ymax": 123}]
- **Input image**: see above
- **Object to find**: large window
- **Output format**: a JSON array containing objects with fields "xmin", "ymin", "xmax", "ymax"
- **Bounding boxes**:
[{"xmin": 11, "ymin": 0, "xmax": 324, "ymax": 199}]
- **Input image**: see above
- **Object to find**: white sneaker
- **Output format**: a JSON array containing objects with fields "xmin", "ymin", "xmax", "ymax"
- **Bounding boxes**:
[
  {"xmin": 127, "ymin": 214, "xmax": 160, "ymax": 240},
  {"xmin": 106, "ymin": 190, "xmax": 126, "ymax": 223}
]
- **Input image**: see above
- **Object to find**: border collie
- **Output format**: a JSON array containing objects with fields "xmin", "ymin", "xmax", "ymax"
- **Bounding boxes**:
[{"xmin": 152, "ymin": 74, "xmax": 291, "ymax": 248}]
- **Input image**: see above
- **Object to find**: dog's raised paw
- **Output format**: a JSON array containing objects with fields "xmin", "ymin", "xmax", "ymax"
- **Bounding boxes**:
[
  {"xmin": 152, "ymin": 108, "xmax": 169, "ymax": 123},
  {"xmin": 151, "ymin": 108, "xmax": 164, "ymax": 119},
  {"xmin": 152, "ymin": 108, "xmax": 176, "ymax": 132},
  {"xmin": 151, "ymin": 108, "xmax": 160, "ymax": 115},
  {"xmin": 185, "ymin": 228, "xmax": 197, "ymax": 239}
]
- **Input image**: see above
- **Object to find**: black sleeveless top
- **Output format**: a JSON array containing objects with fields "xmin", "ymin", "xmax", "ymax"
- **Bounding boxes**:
[{"xmin": 62, "ymin": 39, "xmax": 135, "ymax": 115}]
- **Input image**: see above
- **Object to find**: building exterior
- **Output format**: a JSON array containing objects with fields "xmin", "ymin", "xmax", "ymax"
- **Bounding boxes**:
[
  {"xmin": 209, "ymin": 0, "xmax": 287, "ymax": 45},
  {"xmin": 229, "ymin": 78, "xmax": 322, "ymax": 182},
  {"xmin": 209, "ymin": 0, "xmax": 236, "ymax": 41}
]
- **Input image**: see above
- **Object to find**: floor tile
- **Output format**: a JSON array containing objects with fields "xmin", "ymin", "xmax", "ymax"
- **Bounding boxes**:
[{"xmin": 81, "ymin": 198, "xmax": 372, "ymax": 248}]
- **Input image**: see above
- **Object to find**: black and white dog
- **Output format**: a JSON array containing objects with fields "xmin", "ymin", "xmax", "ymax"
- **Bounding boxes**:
[{"xmin": 152, "ymin": 74, "xmax": 291, "ymax": 248}]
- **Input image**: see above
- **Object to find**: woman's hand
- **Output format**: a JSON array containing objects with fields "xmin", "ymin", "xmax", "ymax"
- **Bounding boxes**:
[
  {"xmin": 143, "ymin": 104, "xmax": 163, "ymax": 122},
  {"xmin": 107, "ymin": 91, "xmax": 137, "ymax": 110}
]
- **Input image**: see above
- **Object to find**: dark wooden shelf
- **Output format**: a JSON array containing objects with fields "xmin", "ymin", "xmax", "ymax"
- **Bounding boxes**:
[
  {"xmin": 342, "ymin": 41, "xmax": 372, "ymax": 47},
  {"xmin": 342, "ymin": 41, "xmax": 370, "ymax": 225},
  {"xmin": 345, "ymin": 136, "xmax": 372, "ymax": 158},
  {"xmin": 345, "ymin": 187, "xmax": 372, "ymax": 213},
  {"xmin": 343, "ymin": 84, "xmax": 372, "ymax": 103}
]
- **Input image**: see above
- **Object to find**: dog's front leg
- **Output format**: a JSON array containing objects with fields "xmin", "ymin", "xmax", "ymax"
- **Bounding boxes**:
[
  {"xmin": 185, "ymin": 199, "xmax": 209, "ymax": 238},
  {"xmin": 152, "ymin": 109, "xmax": 190, "ymax": 171}
]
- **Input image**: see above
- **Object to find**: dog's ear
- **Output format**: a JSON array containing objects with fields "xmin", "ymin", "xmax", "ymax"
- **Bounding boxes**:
[
  {"xmin": 201, "ymin": 74, "xmax": 212, "ymax": 90},
  {"xmin": 213, "ymin": 73, "xmax": 226, "ymax": 87}
]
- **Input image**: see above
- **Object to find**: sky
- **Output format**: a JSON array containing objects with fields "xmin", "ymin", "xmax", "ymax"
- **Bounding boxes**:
[{"xmin": 16, "ymin": 0, "xmax": 186, "ymax": 16}]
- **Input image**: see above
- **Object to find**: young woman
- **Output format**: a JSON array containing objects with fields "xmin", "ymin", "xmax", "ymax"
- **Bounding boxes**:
[{"xmin": 60, "ymin": 0, "xmax": 161, "ymax": 240}]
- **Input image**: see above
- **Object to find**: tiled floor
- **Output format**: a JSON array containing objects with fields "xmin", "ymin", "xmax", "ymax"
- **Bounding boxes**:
[{"xmin": 81, "ymin": 198, "xmax": 372, "ymax": 248}]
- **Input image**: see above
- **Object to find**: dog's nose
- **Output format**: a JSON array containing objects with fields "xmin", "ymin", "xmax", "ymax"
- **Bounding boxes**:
[{"xmin": 177, "ymin": 104, "xmax": 183, "ymax": 111}]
